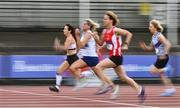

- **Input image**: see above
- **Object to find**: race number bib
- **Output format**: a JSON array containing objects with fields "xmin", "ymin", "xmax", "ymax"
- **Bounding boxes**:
[
  {"xmin": 106, "ymin": 44, "xmax": 113, "ymax": 50},
  {"xmin": 155, "ymin": 49, "xmax": 159, "ymax": 54}
]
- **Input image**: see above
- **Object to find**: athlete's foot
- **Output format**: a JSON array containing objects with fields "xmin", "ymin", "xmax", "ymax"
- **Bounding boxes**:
[
  {"xmin": 160, "ymin": 88, "xmax": 176, "ymax": 96},
  {"xmin": 138, "ymin": 86, "xmax": 146, "ymax": 103},
  {"xmin": 72, "ymin": 80, "xmax": 88, "ymax": 91},
  {"xmin": 94, "ymin": 84, "xmax": 113, "ymax": 95},
  {"xmin": 93, "ymin": 84, "xmax": 106, "ymax": 95},
  {"xmin": 110, "ymin": 85, "xmax": 120, "ymax": 100},
  {"xmin": 49, "ymin": 85, "xmax": 59, "ymax": 92}
]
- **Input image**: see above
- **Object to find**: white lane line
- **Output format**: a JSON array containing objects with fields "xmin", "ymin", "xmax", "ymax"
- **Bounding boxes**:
[{"xmin": 0, "ymin": 88, "xmax": 158, "ymax": 108}]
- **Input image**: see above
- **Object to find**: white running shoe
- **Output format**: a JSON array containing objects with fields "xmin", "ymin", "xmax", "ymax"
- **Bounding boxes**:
[
  {"xmin": 110, "ymin": 85, "xmax": 120, "ymax": 100},
  {"xmin": 160, "ymin": 88, "xmax": 176, "ymax": 96},
  {"xmin": 72, "ymin": 79, "xmax": 88, "ymax": 91},
  {"xmin": 94, "ymin": 84, "xmax": 113, "ymax": 95}
]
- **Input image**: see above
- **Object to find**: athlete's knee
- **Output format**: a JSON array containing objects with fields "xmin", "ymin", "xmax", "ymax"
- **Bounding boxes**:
[
  {"xmin": 120, "ymin": 76, "xmax": 127, "ymax": 82},
  {"xmin": 119, "ymin": 74, "xmax": 130, "ymax": 82},
  {"xmin": 69, "ymin": 65, "xmax": 76, "ymax": 72},
  {"xmin": 91, "ymin": 67, "xmax": 99, "ymax": 75},
  {"xmin": 95, "ymin": 64, "xmax": 104, "ymax": 71},
  {"xmin": 150, "ymin": 65, "xmax": 159, "ymax": 73},
  {"xmin": 150, "ymin": 67, "xmax": 157, "ymax": 73},
  {"xmin": 149, "ymin": 69, "xmax": 154, "ymax": 73}
]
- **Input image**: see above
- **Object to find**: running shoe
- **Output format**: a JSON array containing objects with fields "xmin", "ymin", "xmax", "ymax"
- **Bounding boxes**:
[
  {"xmin": 160, "ymin": 88, "xmax": 176, "ymax": 96},
  {"xmin": 93, "ymin": 84, "xmax": 106, "ymax": 94},
  {"xmin": 94, "ymin": 85, "xmax": 113, "ymax": 95},
  {"xmin": 49, "ymin": 85, "xmax": 59, "ymax": 92},
  {"xmin": 72, "ymin": 79, "xmax": 88, "ymax": 91},
  {"xmin": 138, "ymin": 86, "xmax": 146, "ymax": 103},
  {"xmin": 110, "ymin": 85, "xmax": 120, "ymax": 99}
]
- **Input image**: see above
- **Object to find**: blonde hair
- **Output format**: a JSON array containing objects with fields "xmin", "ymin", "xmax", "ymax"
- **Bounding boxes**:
[
  {"xmin": 105, "ymin": 11, "xmax": 119, "ymax": 26},
  {"xmin": 84, "ymin": 18, "xmax": 100, "ymax": 31},
  {"xmin": 150, "ymin": 19, "xmax": 163, "ymax": 32}
]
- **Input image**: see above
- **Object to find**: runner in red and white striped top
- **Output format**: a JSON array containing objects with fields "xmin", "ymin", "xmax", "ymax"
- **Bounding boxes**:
[{"xmin": 92, "ymin": 11, "xmax": 146, "ymax": 102}]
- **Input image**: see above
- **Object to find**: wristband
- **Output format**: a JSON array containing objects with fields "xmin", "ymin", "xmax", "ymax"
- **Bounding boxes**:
[{"xmin": 124, "ymin": 42, "xmax": 129, "ymax": 45}]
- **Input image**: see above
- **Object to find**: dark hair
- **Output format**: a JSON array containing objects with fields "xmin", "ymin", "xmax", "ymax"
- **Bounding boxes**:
[{"xmin": 64, "ymin": 24, "xmax": 77, "ymax": 42}]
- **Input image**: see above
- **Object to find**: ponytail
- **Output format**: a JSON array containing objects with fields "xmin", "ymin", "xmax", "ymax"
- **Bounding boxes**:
[
  {"xmin": 150, "ymin": 19, "xmax": 163, "ymax": 32},
  {"xmin": 84, "ymin": 18, "xmax": 100, "ymax": 31}
]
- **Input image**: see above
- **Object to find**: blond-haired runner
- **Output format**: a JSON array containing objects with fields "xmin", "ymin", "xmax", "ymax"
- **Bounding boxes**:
[
  {"xmin": 140, "ymin": 19, "xmax": 176, "ymax": 96},
  {"xmin": 70, "ymin": 19, "xmax": 115, "ymax": 91}
]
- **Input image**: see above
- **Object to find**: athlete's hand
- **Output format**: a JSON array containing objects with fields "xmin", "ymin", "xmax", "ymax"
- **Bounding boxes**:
[
  {"xmin": 75, "ymin": 28, "xmax": 80, "ymax": 38},
  {"xmin": 54, "ymin": 37, "xmax": 61, "ymax": 51},
  {"xmin": 122, "ymin": 44, "xmax": 128, "ymax": 51},
  {"xmin": 139, "ymin": 41, "xmax": 147, "ymax": 50},
  {"xmin": 91, "ymin": 32, "xmax": 99, "ymax": 40}
]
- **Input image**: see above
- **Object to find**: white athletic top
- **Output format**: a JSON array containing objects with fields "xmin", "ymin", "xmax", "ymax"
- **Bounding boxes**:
[
  {"xmin": 77, "ymin": 49, "xmax": 83, "ymax": 58},
  {"xmin": 67, "ymin": 43, "xmax": 76, "ymax": 50},
  {"xmin": 80, "ymin": 30, "xmax": 98, "ymax": 57},
  {"xmin": 152, "ymin": 32, "xmax": 166, "ymax": 56}
]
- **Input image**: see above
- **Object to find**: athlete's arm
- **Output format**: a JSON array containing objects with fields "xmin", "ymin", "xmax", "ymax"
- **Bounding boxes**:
[
  {"xmin": 115, "ymin": 28, "xmax": 132, "ymax": 45},
  {"xmin": 77, "ymin": 32, "xmax": 91, "ymax": 49},
  {"xmin": 139, "ymin": 41, "xmax": 154, "ymax": 51},
  {"xmin": 159, "ymin": 34, "xmax": 171, "ymax": 54},
  {"xmin": 54, "ymin": 37, "xmax": 60, "ymax": 51},
  {"xmin": 54, "ymin": 37, "xmax": 72, "ymax": 51},
  {"xmin": 115, "ymin": 28, "xmax": 132, "ymax": 50},
  {"xmin": 75, "ymin": 28, "xmax": 81, "ymax": 52},
  {"xmin": 92, "ymin": 31, "xmax": 105, "ymax": 46}
]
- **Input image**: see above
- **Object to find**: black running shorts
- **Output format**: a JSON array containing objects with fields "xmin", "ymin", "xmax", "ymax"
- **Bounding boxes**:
[
  {"xmin": 109, "ymin": 55, "xmax": 123, "ymax": 67},
  {"xmin": 66, "ymin": 54, "xmax": 79, "ymax": 65},
  {"xmin": 154, "ymin": 55, "xmax": 169, "ymax": 69}
]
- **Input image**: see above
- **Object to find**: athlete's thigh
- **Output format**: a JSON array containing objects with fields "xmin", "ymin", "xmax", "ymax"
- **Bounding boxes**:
[
  {"xmin": 70, "ymin": 58, "xmax": 88, "ymax": 69},
  {"xmin": 57, "ymin": 61, "xmax": 70, "ymax": 74},
  {"xmin": 96, "ymin": 58, "xmax": 116, "ymax": 69},
  {"xmin": 150, "ymin": 65, "xmax": 162, "ymax": 73}
]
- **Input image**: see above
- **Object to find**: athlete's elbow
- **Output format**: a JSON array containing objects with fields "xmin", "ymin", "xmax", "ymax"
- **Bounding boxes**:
[
  {"xmin": 97, "ymin": 41, "xmax": 104, "ymax": 46},
  {"xmin": 77, "ymin": 43, "xmax": 84, "ymax": 49},
  {"xmin": 168, "ymin": 41, "xmax": 172, "ymax": 48},
  {"xmin": 80, "ymin": 44, "xmax": 85, "ymax": 49},
  {"xmin": 165, "ymin": 40, "xmax": 172, "ymax": 49},
  {"xmin": 98, "ymin": 42, "xmax": 103, "ymax": 46},
  {"xmin": 128, "ymin": 32, "xmax": 133, "ymax": 39}
]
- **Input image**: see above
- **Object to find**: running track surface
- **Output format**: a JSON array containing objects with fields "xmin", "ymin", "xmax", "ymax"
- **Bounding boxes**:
[{"xmin": 0, "ymin": 85, "xmax": 179, "ymax": 108}]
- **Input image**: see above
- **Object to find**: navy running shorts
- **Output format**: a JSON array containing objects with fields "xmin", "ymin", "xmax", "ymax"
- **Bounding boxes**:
[{"xmin": 81, "ymin": 56, "xmax": 99, "ymax": 67}]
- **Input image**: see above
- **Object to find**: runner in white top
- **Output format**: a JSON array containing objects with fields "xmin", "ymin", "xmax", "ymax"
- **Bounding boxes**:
[
  {"xmin": 80, "ymin": 30, "xmax": 98, "ymax": 57},
  {"xmin": 70, "ymin": 19, "xmax": 114, "ymax": 91}
]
